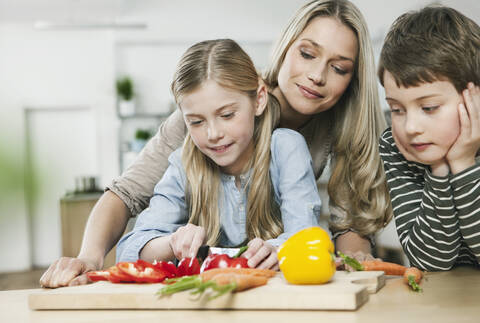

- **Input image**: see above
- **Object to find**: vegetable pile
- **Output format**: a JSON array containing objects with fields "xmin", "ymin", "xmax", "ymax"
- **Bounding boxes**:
[
  {"xmin": 86, "ymin": 258, "xmax": 199, "ymax": 284},
  {"xmin": 337, "ymin": 251, "xmax": 424, "ymax": 292},
  {"xmin": 86, "ymin": 246, "xmax": 252, "ymax": 288}
]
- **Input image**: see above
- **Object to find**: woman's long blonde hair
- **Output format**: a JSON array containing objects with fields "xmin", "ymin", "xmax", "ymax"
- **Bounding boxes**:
[
  {"xmin": 171, "ymin": 39, "xmax": 283, "ymax": 246},
  {"xmin": 265, "ymin": 0, "xmax": 392, "ymax": 236}
]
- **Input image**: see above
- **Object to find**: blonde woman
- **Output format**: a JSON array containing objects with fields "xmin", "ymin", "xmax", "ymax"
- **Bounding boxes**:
[
  {"xmin": 117, "ymin": 39, "xmax": 320, "ymax": 269},
  {"xmin": 41, "ymin": 0, "xmax": 391, "ymax": 287}
]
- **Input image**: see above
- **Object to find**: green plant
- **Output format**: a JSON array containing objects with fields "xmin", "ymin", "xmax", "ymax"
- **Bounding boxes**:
[
  {"xmin": 135, "ymin": 129, "xmax": 152, "ymax": 141},
  {"xmin": 116, "ymin": 76, "xmax": 134, "ymax": 101}
]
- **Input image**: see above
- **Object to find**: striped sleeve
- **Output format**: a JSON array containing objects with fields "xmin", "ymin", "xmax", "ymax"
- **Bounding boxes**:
[
  {"xmin": 379, "ymin": 129, "xmax": 462, "ymax": 271},
  {"xmin": 450, "ymin": 161, "xmax": 480, "ymax": 264}
]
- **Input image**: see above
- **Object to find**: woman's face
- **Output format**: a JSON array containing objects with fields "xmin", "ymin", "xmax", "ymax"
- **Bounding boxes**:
[{"xmin": 277, "ymin": 16, "xmax": 358, "ymax": 116}]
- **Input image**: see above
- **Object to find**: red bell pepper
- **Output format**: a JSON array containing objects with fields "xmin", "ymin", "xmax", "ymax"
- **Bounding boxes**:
[
  {"xmin": 86, "ymin": 270, "xmax": 111, "ymax": 282},
  {"xmin": 177, "ymin": 257, "xmax": 201, "ymax": 277},
  {"xmin": 200, "ymin": 246, "xmax": 249, "ymax": 272},
  {"xmin": 107, "ymin": 265, "xmax": 136, "ymax": 283},
  {"xmin": 153, "ymin": 260, "xmax": 179, "ymax": 278},
  {"xmin": 117, "ymin": 260, "xmax": 169, "ymax": 283}
]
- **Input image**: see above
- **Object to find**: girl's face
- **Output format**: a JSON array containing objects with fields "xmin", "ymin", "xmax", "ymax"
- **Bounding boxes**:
[
  {"xmin": 384, "ymin": 70, "xmax": 462, "ymax": 165},
  {"xmin": 180, "ymin": 80, "xmax": 265, "ymax": 176},
  {"xmin": 277, "ymin": 16, "xmax": 357, "ymax": 116}
]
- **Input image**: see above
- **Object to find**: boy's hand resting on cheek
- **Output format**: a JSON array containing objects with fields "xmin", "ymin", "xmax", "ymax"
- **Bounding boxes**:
[
  {"xmin": 169, "ymin": 223, "xmax": 206, "ymax": 260},
  {"xmin": 393, "ymin": 128, "xmax": 450, "ymax": 176},
  {"xmin": 447, "ymin": 83, "xmax": 480, "ymax": 174},
  {"xmin": 243, "ymin": 238, "xmax": 279, "ymax": 270}
]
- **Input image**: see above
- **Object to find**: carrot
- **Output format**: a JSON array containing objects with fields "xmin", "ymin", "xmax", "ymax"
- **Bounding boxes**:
[
  {"xmin": 200, "ymin": 267, "xmax": 276, "ymax": 281},
  {"xmin": 403, "ymin": 267, "xmax": 423, "ymax": 292},
  {"xmin": 158, "ymin": 267, "xmax": 274, "ymax": 299},
  {"xmin": 209, "ymin": 273, "xmax": 268, "ymax": 291},
  {"xmin": 360, "ymin": 261, "xmax": 407, "ymax": 276}
]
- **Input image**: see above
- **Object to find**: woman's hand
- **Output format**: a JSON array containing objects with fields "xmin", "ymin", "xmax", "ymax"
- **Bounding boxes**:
[
  {"xmin": 39, "ymin": 257, "xmax": 98, "ymax": 288},
  {"xmin": 242, "ymin": 238, "xmax": 279, "ymax": 270},
  {"xmin": 168, "ymin": 223, "xmax": 206, "ymax": 260},
  {"xmin": 447, "ymin": 83, "xmax": 480, "ymax": 174}
]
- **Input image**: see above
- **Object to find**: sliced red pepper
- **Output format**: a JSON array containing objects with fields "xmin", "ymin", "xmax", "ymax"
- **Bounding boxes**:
[
  {"xmin": 200, "ymin": 254, "xmax": 249, "ymax": 272},
  {"xmin": 86, "ymin": 270, "xmax": 110, "ymax": 282},
  {"xmin": 117, "ymin": 261, "xmax": 167, "ymax": 283},
  {"xmin": 107, "ymin": 265, "xmax": 136, "ymax": 283},
  {"xmin": 153, "ymin": 260, "xmax": 179, "ymax": 278},
  {"xmin": 177, "ymin": 257, "xmax": 201, "ymax": 277}
]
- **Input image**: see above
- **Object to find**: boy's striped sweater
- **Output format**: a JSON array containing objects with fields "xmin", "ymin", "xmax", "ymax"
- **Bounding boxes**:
[{"xmin": 379, "ymin": 128, "xmax": 480, "ymax": 271}]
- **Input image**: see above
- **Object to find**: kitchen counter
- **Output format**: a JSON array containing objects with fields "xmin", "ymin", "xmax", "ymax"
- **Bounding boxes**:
[{"xmin": 1, "ymin": 267, "xmax": 478, "ymax": 323}]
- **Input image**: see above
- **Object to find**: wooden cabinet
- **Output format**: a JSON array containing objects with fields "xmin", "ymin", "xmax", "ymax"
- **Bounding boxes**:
[{"xmin": 60, "ymin": 193, "xmax": 118, "ymax": 268}]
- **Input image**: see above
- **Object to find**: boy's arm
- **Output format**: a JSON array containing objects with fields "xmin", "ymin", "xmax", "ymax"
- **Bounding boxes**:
[
  {"xmin": 450, "ymin": 161, "xmax": 480, "ymax": 264},
  {"xmin": 380, "ymin": 129, "xmax": 461, "ymax": 271}
]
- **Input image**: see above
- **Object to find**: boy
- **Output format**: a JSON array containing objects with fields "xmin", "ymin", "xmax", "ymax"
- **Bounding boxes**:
[{"xmin": 378, "ymin": 6, "xmax": 480, "ymax": 271}]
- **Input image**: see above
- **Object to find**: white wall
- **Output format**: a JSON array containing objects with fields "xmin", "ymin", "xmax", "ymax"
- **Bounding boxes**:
[{"xmin": 0, "ymin": 23, "xmax": 118, "ymax": 270}]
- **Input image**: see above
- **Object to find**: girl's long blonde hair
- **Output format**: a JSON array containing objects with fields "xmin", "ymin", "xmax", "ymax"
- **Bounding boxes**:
[
  {"xmin": 171, "ymin": 39, "xmax": 283, "ymax": 246},
  {"xmin": 265, "ymin": 0, "xmax": 392, "ymax": 236}
]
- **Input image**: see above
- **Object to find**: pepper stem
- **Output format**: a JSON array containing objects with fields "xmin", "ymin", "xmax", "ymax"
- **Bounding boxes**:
[
  {"xmin": 337, "ymin": 251, "xmax": 364, "ymax": 271},
  {"xmin": 233, "ymin": 246, "xmax": 248, "ymax": 258}
]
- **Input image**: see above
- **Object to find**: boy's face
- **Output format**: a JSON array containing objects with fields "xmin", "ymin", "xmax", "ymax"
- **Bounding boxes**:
[{"xmin": 383, "ymin": 70, "xmax": 462, "ymax": 165}]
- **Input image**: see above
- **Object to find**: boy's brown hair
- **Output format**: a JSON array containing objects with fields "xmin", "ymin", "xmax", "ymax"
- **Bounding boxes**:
[{"xmin": 378, "ymin": 5, "xmax": 480, "ymax": 93}]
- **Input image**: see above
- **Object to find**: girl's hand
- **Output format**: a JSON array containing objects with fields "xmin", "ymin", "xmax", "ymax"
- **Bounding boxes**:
[
  {"xmin": 243, "ymin": 238, "xmax": 279, "ymax": 270},
  {"xmin": 447, "ymin": 83, "xmax": 480, "ymax": 174},
  {"xmin": 169, "ymin": 223, "xmax": 206, "ymax": 260}
]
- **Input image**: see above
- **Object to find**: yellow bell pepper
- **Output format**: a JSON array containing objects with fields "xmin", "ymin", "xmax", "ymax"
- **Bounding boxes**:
[{"xmin": 277, "ymin": 226, "xmax": 335, "ymax": 284}]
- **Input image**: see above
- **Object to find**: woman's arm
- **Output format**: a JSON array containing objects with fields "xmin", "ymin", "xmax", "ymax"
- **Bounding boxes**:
[
  {"xmin": 116, "ymin": 149, "xmax": 189, "ymax": 263},
  {"xmin": 40, "ymin": 191, "xmax": 130, "ymax": 288},
  {"xmin": 40, "ymin": 110, "xmax": 186, "ymax": 288},
  {"xmin": 108, "ymin": 109, "xmax": 187, "ymax": 216},
  {"xmin": 380, "ymin": 129, "xmax": 461, "ymax": 271}
]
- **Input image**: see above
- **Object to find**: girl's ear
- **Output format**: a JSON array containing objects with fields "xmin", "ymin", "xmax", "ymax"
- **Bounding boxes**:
[{"xmin": 255, "ymin": 80, "xmax": 268, "ymax": 116}]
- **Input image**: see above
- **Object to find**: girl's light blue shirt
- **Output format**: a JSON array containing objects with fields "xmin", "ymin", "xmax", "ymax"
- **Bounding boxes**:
[{"xmin": 117, "ymin": 128, "xmax": 321, "ymax": 262}]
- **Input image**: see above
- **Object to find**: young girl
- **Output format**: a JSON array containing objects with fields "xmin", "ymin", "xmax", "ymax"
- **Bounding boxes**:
[{"xmin": 116, "ymin": 39, "xmax": 321, "ymax": 269}]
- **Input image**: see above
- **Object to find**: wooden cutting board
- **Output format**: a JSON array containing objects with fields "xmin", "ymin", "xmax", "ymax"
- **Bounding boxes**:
[{"xmin": 29, "ymin": 271, "xmax": 385, "ymax": 311}]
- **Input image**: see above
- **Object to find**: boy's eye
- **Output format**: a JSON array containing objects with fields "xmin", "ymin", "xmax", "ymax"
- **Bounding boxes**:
[
  {"xmin": 422, "ymin": 106, "xmax": 439, "ymax": 112},
  {"xmin": 300, "ymin": 49, "xmax": 315, "ymax": 59},
  {"xmin": 389, "ymin": 106, "xmax": 404, "ymax": 114}
]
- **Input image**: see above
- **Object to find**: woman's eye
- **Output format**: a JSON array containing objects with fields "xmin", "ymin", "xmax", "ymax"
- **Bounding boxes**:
[
  {"xmin": 300, "ymin": 50, "xmax": 314, "ymax": 59},
  {"xmin": 422, "ymin": 106, "xmax": 439, "ymax": 112},
  {"xmin": 222, "ymin": 112, "xmax": 234, "ymax": 119},
  {"xmin": 332, "ymin": 65, "xmax": 347, "ymax": 75},
  {"xmin": 189, "ymin": 120, "xmax": 203, "ymax": 126}
]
